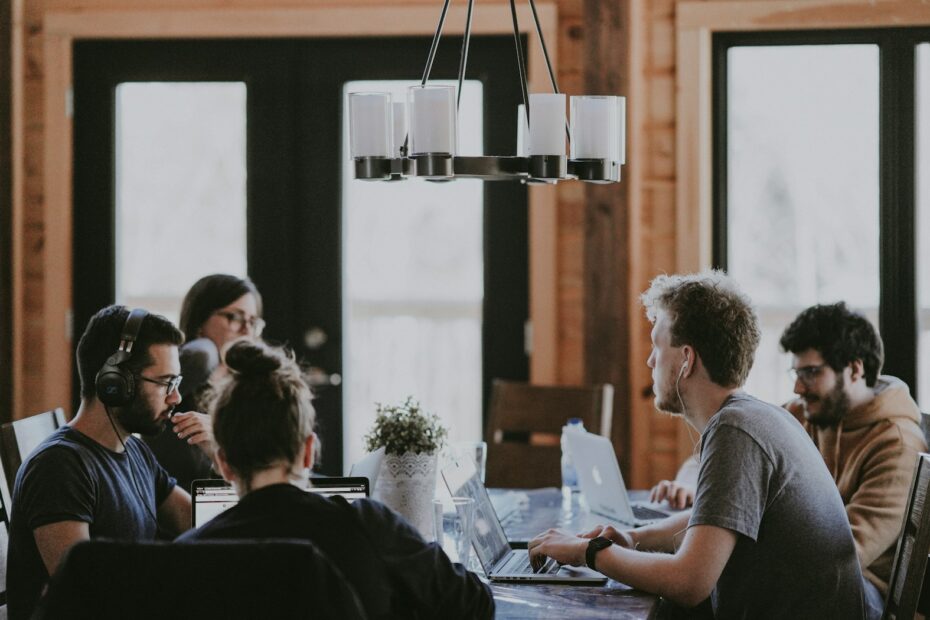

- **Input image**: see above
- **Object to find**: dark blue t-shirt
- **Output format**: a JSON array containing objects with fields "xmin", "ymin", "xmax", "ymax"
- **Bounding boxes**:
[{"xmin": 7, "ymin": 425, "xmax": 176, "ymax": 620}]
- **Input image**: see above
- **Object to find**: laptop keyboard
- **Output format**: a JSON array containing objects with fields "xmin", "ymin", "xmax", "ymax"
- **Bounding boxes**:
[
  {"xmin": 632, "ymin": 504, "xmax": 669, "ymax": 521},
  {"xmin": 501, "ymin": 552, "xmax": 555, "ymax": 575}
]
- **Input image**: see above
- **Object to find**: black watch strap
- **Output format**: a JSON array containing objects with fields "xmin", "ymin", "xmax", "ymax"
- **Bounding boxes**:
[{"xmin": 585, "ymin": 536, "xmax": 614, "ymax": 571}]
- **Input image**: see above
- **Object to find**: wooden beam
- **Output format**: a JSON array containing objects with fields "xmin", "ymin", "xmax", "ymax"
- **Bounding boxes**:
[
  {"xmin": 678, "ymin": 0, "xmax": 930, "ymax": 32},
  {"xmin": 0, "ymin": 0, "xmax": 12, "ymax": 423},
  {"xmin": 581, "ymin": 0, "xmax": 634, "ymax": 478}
]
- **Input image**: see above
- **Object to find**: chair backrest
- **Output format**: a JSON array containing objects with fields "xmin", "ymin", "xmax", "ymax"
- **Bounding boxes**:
[
  {"xmin": 0, "ymin": 408, "xmax": 66, "ymax": 493},
  {"xmin": 883, "ymin": 452, "xmax": 930, "ymax": 620},
  {"xmin": 920, "ymin": 412, "xmax": 930, "ymax": 450},
  {"xmin": 484, "ymin": 380, "xmax": 614, "ymax": 489},
  {"xmin": 0, "ymin": 451, "xmax": 12, "ymax": 617},
  {"xmin": 34, "ymin": 539, "xmax": 367, "ymax": 620}
]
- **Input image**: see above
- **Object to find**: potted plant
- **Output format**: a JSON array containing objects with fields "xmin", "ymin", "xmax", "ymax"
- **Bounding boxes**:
[{"xmin": 365, "ymin": 397, "xmax": 447, "ymax": 537}]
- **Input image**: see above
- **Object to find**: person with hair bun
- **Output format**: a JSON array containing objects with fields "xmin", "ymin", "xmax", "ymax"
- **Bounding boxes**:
[
  {"xmin": 177, "ymin": 340, "xmax": 494, "ymax": 620},
  {"xmin": 145, "ymin": 274, "xmax": 264, "ymax": 493}
]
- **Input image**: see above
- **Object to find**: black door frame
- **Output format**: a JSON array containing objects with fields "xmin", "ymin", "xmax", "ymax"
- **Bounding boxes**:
[
  {"xmin": 73, "ymin": 36, "xmax": 529, "ymax": 473},
  {"xmin": 712, "ymin": 28, "xmax": 930, "ymax": 396}
]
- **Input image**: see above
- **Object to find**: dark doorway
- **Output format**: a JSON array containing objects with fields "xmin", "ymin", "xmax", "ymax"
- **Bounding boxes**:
[{"xmin": 73, "ymin": 36, "xmax": 529, "ymax": 473}]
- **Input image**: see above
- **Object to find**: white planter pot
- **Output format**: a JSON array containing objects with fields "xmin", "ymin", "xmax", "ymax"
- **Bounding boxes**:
[{"xmin": 374, "ymin": 451, "xmax": 438, "ymax": 538}]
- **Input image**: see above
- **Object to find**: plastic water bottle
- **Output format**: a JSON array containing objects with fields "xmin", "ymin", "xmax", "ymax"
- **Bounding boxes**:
[{"xmin": 560, "ymin": 418, "xmax": 585, "ymax": 493}]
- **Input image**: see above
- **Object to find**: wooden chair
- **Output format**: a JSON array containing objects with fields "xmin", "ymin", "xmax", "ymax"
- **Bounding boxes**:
[
  {"xmin": 484, "ymin": 380, "xmax": 613, "ymax": 489},
  {"xmin": 0, "ymin": 408, "xmax": 67, "ymax": 494},
  {"xmin": 882, "ymin": 452, "xmax": 930, "ymax": 620}
]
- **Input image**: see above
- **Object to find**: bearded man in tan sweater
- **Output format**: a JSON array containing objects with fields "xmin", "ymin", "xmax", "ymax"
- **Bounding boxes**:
[{"xmin": 780, "ymin": 302, "xmax": 927, "ymax": 618}]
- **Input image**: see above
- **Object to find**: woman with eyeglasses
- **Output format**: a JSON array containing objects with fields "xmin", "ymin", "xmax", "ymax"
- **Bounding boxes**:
[{"xmin": 145, "ymin": 274, "xmax": 265, "ymax": 493}]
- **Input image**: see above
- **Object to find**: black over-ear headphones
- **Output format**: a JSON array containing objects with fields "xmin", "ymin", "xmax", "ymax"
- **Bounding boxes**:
[{"xmin": 95, "ymin": 308, "xmax": 149, "ymax": 407}]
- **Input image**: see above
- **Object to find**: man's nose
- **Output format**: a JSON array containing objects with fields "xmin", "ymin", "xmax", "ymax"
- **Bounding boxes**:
[{"xmin": 793, "ymin": 378, "xmax": 807, "ymax": 396}]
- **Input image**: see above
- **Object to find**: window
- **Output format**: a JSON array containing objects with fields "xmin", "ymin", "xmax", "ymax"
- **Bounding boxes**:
[
  {"xmin": 341, "ymin": 80, "xmax": 485, "ymax": 469},
  {"xmin": 114, "ymin": 82, "xmax": 248, "ymax": 324},
  {"xmin": 724, "ymin": 44, "xmax": 879, "ymax": 404},
  {"xmin": 715, "ymin": 29, "xmax": 930, "ymax": 404},
  {"xmin": 918, "ymin": 43, "xmax": 930, "ymax": 411}
]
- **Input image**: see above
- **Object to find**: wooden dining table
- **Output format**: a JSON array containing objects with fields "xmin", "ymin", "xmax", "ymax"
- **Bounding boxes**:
[{"xmin": 487, "ymin": 487, "xmax": 660, "ymax": 619}]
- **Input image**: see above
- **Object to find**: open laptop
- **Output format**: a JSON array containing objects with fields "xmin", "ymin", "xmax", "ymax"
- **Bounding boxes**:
[
  {"xmin": 442, "ymin": 454, "xmax": 607, "ymax": 584},
  {"xmin": 567, "ymin": 431, "xmax": 671, "ymax": 527},
  {"xmin": 191, "ymin": 477, "xmax": 369, "ymax": 529}
]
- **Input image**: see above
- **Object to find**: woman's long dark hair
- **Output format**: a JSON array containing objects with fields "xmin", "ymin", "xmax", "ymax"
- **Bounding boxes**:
[{"xmin": 179, "ymin": 274, "xmax": 263, "ymax": 343}]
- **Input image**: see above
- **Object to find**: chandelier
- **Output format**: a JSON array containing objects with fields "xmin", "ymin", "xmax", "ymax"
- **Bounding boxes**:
[{"xmin": 347, "ymin": 0, "xmax": 626, "ymax": 184}]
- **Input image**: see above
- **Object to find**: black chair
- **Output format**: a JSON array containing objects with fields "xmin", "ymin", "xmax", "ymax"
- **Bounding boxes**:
[
  {"xmin": 35, "ymin": 539, "xmax": 367, "ymax": 620},
  {"xmin": 882, "ymin": 452, "xmax": 930, "ymax": 619}
]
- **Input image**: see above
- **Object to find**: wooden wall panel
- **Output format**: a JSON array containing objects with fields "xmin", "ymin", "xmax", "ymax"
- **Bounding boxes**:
[
  {"xmin": 1, "ymin": 0, "xmax": 13, "ymax": 424},
  {"xmin": 7, "ymin": 0, "xmax": 785, "ymax": 487}
]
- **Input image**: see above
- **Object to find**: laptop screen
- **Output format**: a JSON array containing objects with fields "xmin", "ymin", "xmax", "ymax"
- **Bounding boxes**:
[
  {"xmin": 191, "ymin": 477, "xmax": 370, "ymax": 528},
  {"xmin": 441, "ymin": 455, "xmax": 511, "ymax": 571}
]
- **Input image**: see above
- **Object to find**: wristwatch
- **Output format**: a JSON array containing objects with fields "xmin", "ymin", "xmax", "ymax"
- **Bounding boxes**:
[{"xmin": 585, "ymin": 536, "xmax": 614, "ymax": 571}]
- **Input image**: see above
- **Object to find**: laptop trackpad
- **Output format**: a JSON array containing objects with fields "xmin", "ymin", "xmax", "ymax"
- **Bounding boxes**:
[{"xmin": 557, "ymin": 565, "xmax": 605, "ymax": 579}]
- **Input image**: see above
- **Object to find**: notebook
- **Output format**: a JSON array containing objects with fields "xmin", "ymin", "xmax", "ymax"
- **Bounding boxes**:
[
  {"xmin": 441, "ymin": 454, "xmax": 607, "ymax": 584},
  {"xmin": 191, "ymin": 477, "xmax": 370, "ymax": 529},
  {"xmin": 566, "ymin": 431, "xmax": 670, "ymax": 527}
]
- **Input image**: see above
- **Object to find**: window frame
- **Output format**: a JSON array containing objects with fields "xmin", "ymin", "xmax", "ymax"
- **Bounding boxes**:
[{"xmin": 712, "ymin": 27, "xmax": 930, "ymax": 397}]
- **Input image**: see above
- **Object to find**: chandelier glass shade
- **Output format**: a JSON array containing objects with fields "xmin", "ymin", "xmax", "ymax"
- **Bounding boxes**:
[{"xmin": 347, "ymin": 0, "xmax": 625, "ymax": 184}]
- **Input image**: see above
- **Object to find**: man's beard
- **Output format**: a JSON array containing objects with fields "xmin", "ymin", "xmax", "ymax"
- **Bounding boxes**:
[
  {"xmin": 116, "ymin": 398, "xmax": 170, "ymax": 436},
  {"xmin": 654, "ymin": 371, "xmax": 685, "ymax": 415},
  {"xmin": 806, "ymin": 375, "xmax": 850, "ymax": 428}
]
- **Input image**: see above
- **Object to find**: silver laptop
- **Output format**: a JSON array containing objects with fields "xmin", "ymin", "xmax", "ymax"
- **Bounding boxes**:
[
  {"xmin": 191, "ymin": 477, "xmax": 370, "ymax": 528},
  {"xmin": 349, "ymin": 447, "xmax": 385, "ymax": 491},
  {"xmin": 567, "ymin": 431, "xmax": 671, "ymax": 527},
  {"xmin": 442, "ymin": 454, "xmax": 607, "ymax": 584}
]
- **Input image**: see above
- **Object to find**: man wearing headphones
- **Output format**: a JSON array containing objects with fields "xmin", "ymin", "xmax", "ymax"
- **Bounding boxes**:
[{"xmin": 7, "ymin": 305, "xmax": 214, "ymax": 620}]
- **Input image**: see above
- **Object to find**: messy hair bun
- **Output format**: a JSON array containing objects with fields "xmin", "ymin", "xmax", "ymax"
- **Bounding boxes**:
[
  {"xmin": 211, "ymin": 339, "xmax": 315, "ymax": 490},
  {"xmin": 224, "ymin": 340, "xmax": 287, "ymax": 376}
]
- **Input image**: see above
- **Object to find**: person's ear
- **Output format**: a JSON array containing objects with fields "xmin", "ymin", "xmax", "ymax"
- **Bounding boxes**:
[
  {"xmin": 303, "ymin": 432, "xmax": 317, "ymax": 469},
  {"xmin": 680, "ymin": 346, "xmax": 694, "ymax": 376},
  {"xmin": 215, "ymin": 448, "xmax": 235, "ymax": 482},
  {"xmin": 849, "ymin": 359, "xmax": 865, "ymax": 382}
]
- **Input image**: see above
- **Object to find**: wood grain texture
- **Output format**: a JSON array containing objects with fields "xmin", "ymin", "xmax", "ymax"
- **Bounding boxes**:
[{"xmin": 581, "ymin": 0, "xmax": 634, "ymax": 477}]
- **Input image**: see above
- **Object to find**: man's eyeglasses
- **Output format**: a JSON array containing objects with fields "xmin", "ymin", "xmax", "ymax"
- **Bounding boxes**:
[
  {"xmin": 787, "ymin": 364, "xmax": 828, "ymax": 385},
  {"xmin": 214, "ymin": 310, "xmax": 265, "ymax": 336},
  {"xmin": 139, "ymin": 374, "xmax": 183, "ymax": 396}
]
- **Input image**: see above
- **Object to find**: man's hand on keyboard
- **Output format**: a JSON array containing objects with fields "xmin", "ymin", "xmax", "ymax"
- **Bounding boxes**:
[
  {"xmin": 649, "ymin": 479, "xmax": 695, "ymax": 509},
  {"xmin": 579, "ymin": 524, "xmax": 635, "ymax": 549},
  {"xmin": 527, "ymin": 528, "xmax": 587, "ymax": 572}
]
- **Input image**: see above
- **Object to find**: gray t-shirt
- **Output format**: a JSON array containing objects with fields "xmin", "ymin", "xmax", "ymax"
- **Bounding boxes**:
[{"xmin": 690, "ymin": 393, "xmax": 865, "ymax": 619}]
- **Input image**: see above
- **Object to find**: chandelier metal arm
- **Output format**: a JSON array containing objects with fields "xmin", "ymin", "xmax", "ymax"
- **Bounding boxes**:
[
  {"xmin": 456, "ymin": 0, "xmax": 477, "ymax": 109},
  {"xmin": 421, "ymin": 0, "xmax": 453, "ymax": 86},
  {"xmin": 526, "ymin": 0, "xmax": 560, "ymax": 96},
  {"xmin": 509, "ymin": 0, "xmax": 531, "ymax": 124}
]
